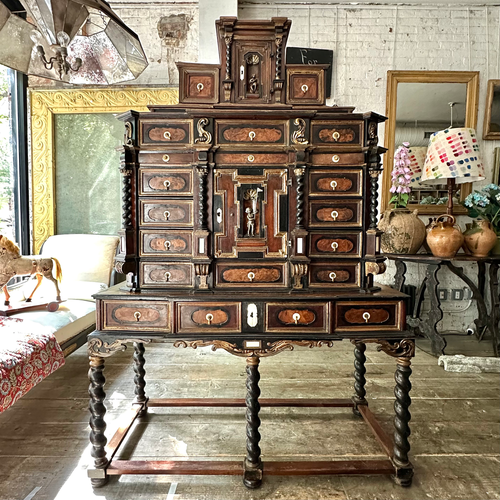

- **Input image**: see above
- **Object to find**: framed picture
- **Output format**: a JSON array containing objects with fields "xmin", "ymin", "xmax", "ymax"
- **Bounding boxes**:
[
  {"xmin": 483, "ymin": 79, "xmax": 500, "ymax": 140},
  {"xmin": 494, "ymin": 147, "xmax": 500, "ymax": 185}
]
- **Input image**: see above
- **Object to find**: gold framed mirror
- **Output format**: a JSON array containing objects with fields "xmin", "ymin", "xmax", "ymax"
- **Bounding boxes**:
[
  {"xmin": 483, "ymin": 79, "xmax": 500, "ymax": 140},
  {"xmin": 382, "ymin": 71, "xmax": 480, "ymax": 215}
]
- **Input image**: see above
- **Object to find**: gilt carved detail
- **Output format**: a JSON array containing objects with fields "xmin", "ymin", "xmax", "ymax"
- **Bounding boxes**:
[{"xmin": 88, "ymin": 338, "xmax": 151, "ymax": 358}]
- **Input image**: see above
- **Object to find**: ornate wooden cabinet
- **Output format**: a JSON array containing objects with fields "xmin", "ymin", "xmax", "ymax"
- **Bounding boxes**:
[{"xmin": 88, "ymin": 17, "xmax": 414, "ymax": 490}]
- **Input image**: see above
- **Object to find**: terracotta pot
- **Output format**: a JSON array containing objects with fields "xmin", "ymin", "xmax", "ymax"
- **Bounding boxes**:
[
  {"xmin": 492, "ymin": 236, "xmax": 500, "ymax": 256},
  {"xmin": 426, "ymin": 215, "xmax": 464, "ymax": 258},
  {"xmin": 378, "ymin": 208, "xmax": 426, "ymax": 254},
  {"xmin": 464, "ymin": 221, "xmax": 498, "ymax": 257}
]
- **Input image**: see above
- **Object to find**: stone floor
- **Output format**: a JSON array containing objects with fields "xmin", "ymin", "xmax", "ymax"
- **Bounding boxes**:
[{"xmin": 0, "ymin": 339, "xmax": 499, "ymax": 500}]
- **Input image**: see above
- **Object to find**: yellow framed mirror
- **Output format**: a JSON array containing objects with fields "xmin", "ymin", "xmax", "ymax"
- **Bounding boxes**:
[{"xmin": 382, "ymin": 71, "xmax": 480, "ymax": 215}]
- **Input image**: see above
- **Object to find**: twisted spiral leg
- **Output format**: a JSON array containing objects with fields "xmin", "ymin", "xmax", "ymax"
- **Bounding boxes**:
[
  {"xmin": 352, "ymin": 342, "xmax": 367, "ymax": 416},
  {"xmin": 133, "ymin": 343, "xmax": 147, "ymax": 413},
  {"xmin": 88, "ymin": 356, "xmax": 108, "ymax": 487},
  {"xmin": 243, "ymin": 357, "xmax": 263, "ymax": 489},
  {"xmin": 392, "ymin": 357, "xmax": 414, "ymax": 486}
]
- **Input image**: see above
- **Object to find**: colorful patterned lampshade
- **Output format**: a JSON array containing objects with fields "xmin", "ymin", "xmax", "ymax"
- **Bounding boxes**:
[{"xmin": 421, "ymin": 127, "xmax": 485, "ymax": 185}]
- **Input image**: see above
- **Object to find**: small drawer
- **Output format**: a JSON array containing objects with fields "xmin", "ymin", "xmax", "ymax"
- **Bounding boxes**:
[
  {"xmin": 178, "ymin": 63, "xmax": 219, "ymax": 104},
  {"xmin": 176, "ymin": 302, "xmax": 241, "ymax": 333},
  {"xmin": 215, "ymin": 263, "xmax": 288, "ymax": 288},
  {"xmin": 140, "ymin": 200, "xmax": 193, "ymax": 227},
  {"xmin": 139, "ymin": 151, "xmax": 194, "ymax": 165},
  {"xmin": 217, "ymin": 120, "xmax": 286, "ymax": 145},
  {"xmin": 309, "ymin": 169, "xmax": 363, "ymax": 197},
  {"xmin": 286, "ymin": 66, "xmax": 326, "ymax": 105},
  {"xmin": 140, "ymin": 262, "xmax": 194, "ymax": 288},
  {"xmin": 334, "ymin": 301, "xmax": 404, "ymax": 332},
  {"xmin": 311, "ymin": 153, "xmax": 365, "ymax": 166},
  {"xmin": 308, "ymin": 263, "xmax": 361, "ymax": 288},
  {"xmin": 308, "ymin": 200, "xmax": 362, "ymax": 228},
  {"xmin": 312, "ymin": 121, "xmax": 363, "ymax": 146},
  {"xmin": 139, "ymin": 169, "xmax": 193, "ymax": 196},
  {"xmin": 141, "ymin": 120, "xmax": 191, "ymax": 145},
  {"xmin": 266, "ymin": 302, "xmax": 329, "ymax": 333},
  {"xmin": 309, "ymin": 232, "xmax": 361, "ymax": 258},
  {"xmin": 140, "ymin": 230, "xmax": 193, "ymax": 257},
  {"xmin": 103, "ymin": 300, "xmax": 170, "ymax": 332},
  {"xmin": 215, "ymin": 152, "xmax": 288, "ymax": 165}
]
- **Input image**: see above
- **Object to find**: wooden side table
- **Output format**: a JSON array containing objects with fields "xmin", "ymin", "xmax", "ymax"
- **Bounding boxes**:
[{"xmin": 385, "ymin": 254, "xmax": 500, "ymax": 357}]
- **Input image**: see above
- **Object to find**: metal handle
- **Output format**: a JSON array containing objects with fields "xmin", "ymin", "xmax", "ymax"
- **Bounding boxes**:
[
  {"xmin": 332, "ymin": 131, "xmax": 340, "ymax": 141},
  {"xmin": 162, "ymin": 154, "xmax": 170, "ymax": 163},
  {"xmin": 164, "ymin": 240, "xmax": 171, "ymax": 250},
  {"xmin": 196, "ymin": 82, "xmax": 204, "ymax": 92},
  {"xmin": 164, "ymin": 211, "xmax": 170, "ymax": 221},
  {"xmin": 164, "ymin": 271, "xmax": 171, "ymax": 282},
  {"xmin": 332, "ymin": 155, "xmax": 340, "ymax": 163},
  {"xmin": 163, "ymin": 180, "xmax": 171, "ymax": 189},
  {"xmin": 247, "ymin": 155, "xmax": 255, "ymax": 162},
  {"xmin": 363, "ymin": 312, "xmax": 371, "ymax": 323},
  {"xmin": 206, "ymin": 313, "xmax": 214, "ymax": 325},
  {"xmin": 329, "ymin": 272, "xmax": 337, "ymax": 282},
  {"xmin": 292, "ymin": 312, "xmax": 301, "ymax": 324},
  {"xmin": 248, "ymin": 271, "xmax": 255, "ymax": 282},
  {"xmin": 331, "ymin": 210, "xmax": 339, "ymax": 221},
  {"xmin": 301, "ymin": 84, "xmax": 308, "ymax": 93},
  {"xmin": 331, "ymin": 241, "xmax": 338, "ymax": 252},
  {"xmin": 330, "ymin": 180, "xmax": 337, "ymax": 190},
  {"xmin": 134, "ymin": 311, "xmax": 141, "ymax": 322},
  {"xmin": 163, "ymin": 131, "xmax": 171, "ymax": 140},
  {"xmin": 249, "ymin": 131, "xmax": 256, "ymax": 141}
]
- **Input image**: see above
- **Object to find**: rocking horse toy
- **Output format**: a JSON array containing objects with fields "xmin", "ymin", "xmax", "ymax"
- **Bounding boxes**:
[{"xmin": 0, "ymin": 235, "xmax": 62, "ymax": 309}]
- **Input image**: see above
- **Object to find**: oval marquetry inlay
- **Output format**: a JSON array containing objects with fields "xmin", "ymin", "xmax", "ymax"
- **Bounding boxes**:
[
  {"xmin": 318, "ymin": 128, "xmax": 355, "ymax": 143},
  {"xmin": 344, "ymin": 308, "xmax": 390, "ymax": 325},
  {"xmin": 148, "ymin": 205, "xmax": 187, "ymax": 223},
  {"xmin": 316, "ymin": 177, "xmax": 353, "ymax": 192},
  {"xmin": 148, "ymin": 267, "xmax": 189, "ymax": 283},
  {"xmin": 150, "ymin": 237, "xmax": 187, "ymax": 252},
  {"xmin": 315, "ymin": 270, "xmax": 350, "ymax": 283},
  {"xmin": 191, "ymin": 309, "xmax": 229, "ymax": 327},
  {"xmin": 316, "ymin": 238, "xmax": 354, "ymax": 253},
  {"xmin": 114, "ymin": 307, "xmax": 160, "ymax": 323},
  {"xmin": 316, "ymin": 207, "xmax": 354, "ymax": 222},
  {"xmin": 222, "ymin": 268, "xmax": 281, "ymax": 283},
  {"xmin": 223, "ymin": 127, "xmax": 282, "ymax": 143},
  {"xmin": 278, "ymin": 309, "xmax": 316, "ymax": 326},
  {"xmin": 149, "ymin": 176, "xmax": 187, "ymax": 192},
  {"xmin": 148, "ymin": 127, "xmax": 187, "ymax": 142}
]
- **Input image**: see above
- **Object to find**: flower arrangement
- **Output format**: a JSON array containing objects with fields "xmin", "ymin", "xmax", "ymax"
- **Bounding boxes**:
[
  {"xmin": 463, "ymin": 184, "xmax": 500, "ymax": 235},
  {"xmin": 389, "ymin": 142, "xmax": 412, "ymax": 209}
]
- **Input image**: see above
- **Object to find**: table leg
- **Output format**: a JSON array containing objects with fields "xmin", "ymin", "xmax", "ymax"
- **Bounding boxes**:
[
  {"xmin": 133, "ymin": 342, "xmax": 148, "ymax": 414},
  {"xmin": 243, "ymin": 356, "xmax": 263, "ymax": 489},
  {"xmin": 88, "ymin": 355, "xmax": 109, "ymax": 488},
  {"xmin": 424, "ymin": 263, "xmax": 446, "ymax": 356},
  {"xmin": 489, "ymin": 263, "xmax": 500, "ymax": 356},
  {"xmin": 352, "ymin": 342, "xmax": 367, "ymax": 416},
  {"xmin": 392, "ymin": 353, "xmax": 414, "ymax": 486}
]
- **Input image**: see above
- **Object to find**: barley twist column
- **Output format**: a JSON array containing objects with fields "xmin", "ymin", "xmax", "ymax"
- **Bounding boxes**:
[
  {"xmin": 133, "ymin": 343, "xmax": 147, "ymax": 413},
  {"xmin": 352, "ymin": 342, "xmax": 367, "ymax": 416}
]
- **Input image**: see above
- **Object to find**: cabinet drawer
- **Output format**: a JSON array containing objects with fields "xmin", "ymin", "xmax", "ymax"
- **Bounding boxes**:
[
  {"xmin": 266, "ymin": 302, "xmax": 329, "ymax": 333},
  {"xmin": 217, "ymin": 121, "xmax": 286, "ymax": 145},
  {"xmin": 215, "ymin": 152, "xmax": 288, "ymax": 165},
  {"xmin": 139, "ymin": 169, "xmax": 193, "ymax": 196},
  {"xmin": 308, "ymin": 263, "xmax": 361, "ymax": 288},
  {"xmin": 140, "ymin": 230, "xmax": 193, "ymax": 257},
  {"xmin": 140, "ymin": 262, "xmax": 194, "ymax": 288},
  {"xmin": 311, "ymin": 153, "xmax": 365, "ymax": 166},
  {"xmin": 286, "ymin": 66, "xmax": 325, "ymax": 105},
  {"xmin": 215, "ymin": 263, "xmax": 287, "ymax": 288},
  {"xmin": 139, "ymin": 151, "xmax": 194, "ymax": 165},
  {"xmin": 141, "ymin": 120, "xmax": 191, "ymax": 145},
  {"xmin": 103, "ymin": 300, "xmax": 170, "ymax": 332},
  {"xmin": 178, "ymin": 64, "xmax": 219, "ymax": 104},
  {"xmin": 176, "ymin": 302, "xmax": 241, "ymax": 333},
  {"xmin": 309, "ymin": 232, "xmax": 361, "ymax": 258},
  {"xmin": 140, "ymin": 200, "xmax": 193, "ymax": 227},
  {"xmin": 308, "ymin": 200, "xmax": 362, "ymax": 228},
  {"xmin": 334, "ymin": 301, "xmax": 404, "ymax": 332},
  {"xmin": 312, "ymin": 122, "xmax": 363, "ymax": 146},
  {"xmin": 309, "ymin": 169, "xmax": 363, "ymax": 197}
]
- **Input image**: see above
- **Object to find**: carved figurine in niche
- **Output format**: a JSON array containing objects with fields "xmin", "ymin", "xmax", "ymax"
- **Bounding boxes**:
[
  {"xmin": 245, "ymin": 207, "xmax": 258, "ymax": 237},
  {"xmin": 243, "ymin": 187, "xmax": 262, "ymax": 237},
  {"xmin": 249, "ymin": 74, "xmax": 258, "ymax": 94}
]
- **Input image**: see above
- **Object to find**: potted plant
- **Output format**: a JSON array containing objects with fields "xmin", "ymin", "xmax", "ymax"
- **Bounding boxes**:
[
  {"xmin": 378, "ymin": 142, "xmax": 426, "ymax": 254},
  {"xmin": 463, "ymin": 184, "xmax": 500, "ymax": 256}
]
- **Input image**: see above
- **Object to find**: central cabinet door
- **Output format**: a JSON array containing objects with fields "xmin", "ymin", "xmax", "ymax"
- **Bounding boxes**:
[{"xmin": 213, "ymin": 168, "xmax": 288, "ymax": 258}]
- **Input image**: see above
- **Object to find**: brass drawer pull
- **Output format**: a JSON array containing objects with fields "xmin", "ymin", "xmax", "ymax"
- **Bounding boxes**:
[
  {"xmin": 332, "ymin": 131, "xmax": 340, "ymax": 141},
  {"xmin": 164, "ymin": 271, "xmax": 171, "ymax": 282},
  {"xmin": 164, "ymin": 210, "xmax": 170, "ymax": 220},
  {"xmin": 248, "ymin": 155, "xmax": 255, "ymax": 162},
  {"xmin": 332, "ymin": 155, "xmax": 340, "ymax": 163},
  {"xmin": 163, "ymin": 180, "xmax": 171, "ymax": 189},
  {"xmin": 301, "ymin": 84, "xmax": 309, "ymax": 94},
  {"xmin": 329, "ymin": 272, "xmax": 337, "ymax": 282},
  {"xmin": 363, "ymin": 312, "xmax": 371, "ymax": 323},
  {"xmin": 292, "ymin": 312, "xmax": 301, "ymax": 324},
  {"xmin": 163, "ymin": 131, "xmax": 171, "ymax": 140},
  {"xmin": 206, "ymin": 313, "xmax": 214, "ymax": 325},
  {"xmin": 196, "ymin": 82, "xmax": 204, "ymax": 92},
  {"xmin": 249, "ymin": 131, "xmax": 256, "ymax": 141},
  {"xmin": 331, "ymin": 241, "xmax": 338, "ymax": 252},
  {"xmin": 162, "ymin": 154, "xmax": 170, "ymax": 163},
  {"xmin": 330, "ymin": 180, "xmax": 337, "ymax": 190},
  {"xmin": 247, "ymin": 271, "xmax": 255, "ymax": 282},
  {"xmin": 331, "ymin": 210, "xmax": 339, "ymax": 221},
  {"xmin": 134, "ymin": 311, "xmax": 141, "ymax": 322},
  {"xmin": 164, "ymin": 240, "xmax": 171, "ymax": 250}
]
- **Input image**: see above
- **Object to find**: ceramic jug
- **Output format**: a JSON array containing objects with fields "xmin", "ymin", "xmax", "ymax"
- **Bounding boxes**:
[
  {"xmin": 426, "ymin": 215, "xmax": 464, "ymax": 259},
  {"xmin": 464, "ymin": 220, "xmax": 498, "ymax": 257}
]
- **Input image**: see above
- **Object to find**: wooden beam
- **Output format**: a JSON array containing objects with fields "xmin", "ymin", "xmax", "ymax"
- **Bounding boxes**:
[
  {"xmin": 105, "ymin": 403, "xmax": 144, "ymax": 460},
  {"xmin": 147, "ymin": 398, "xmax": 354, "ymax": 408},
  {"xmin": 359, "ymin": 405, "xmax": 394, "ymax": 458}
]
